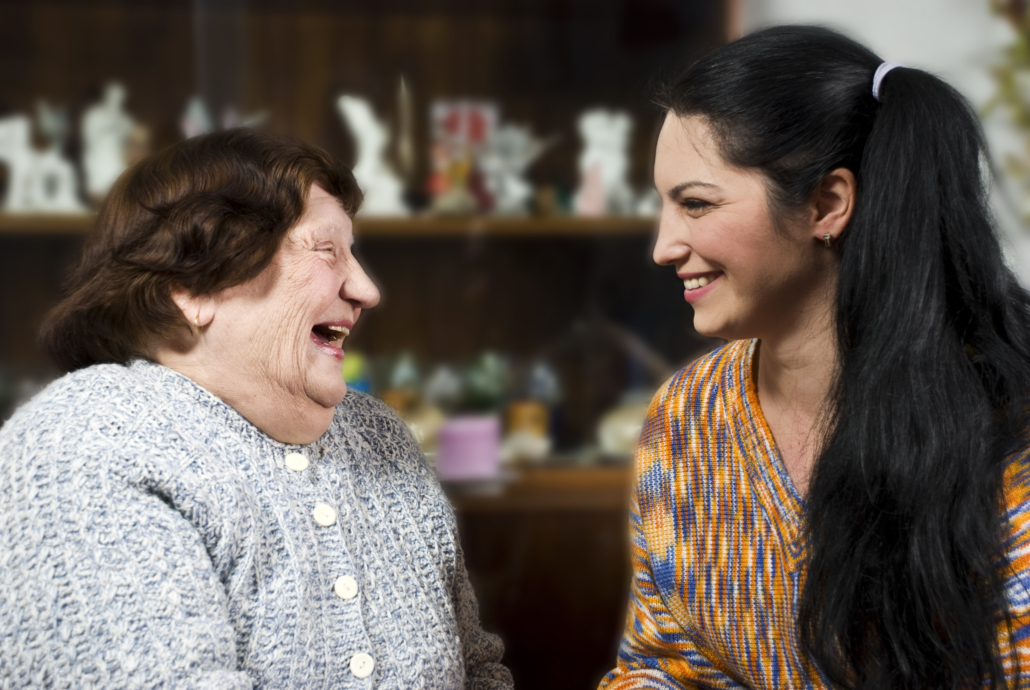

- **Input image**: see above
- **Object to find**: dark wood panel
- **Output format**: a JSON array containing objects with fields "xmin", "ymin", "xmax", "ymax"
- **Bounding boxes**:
[{"xmin": 449, "ymin": 466, "xmax": 633, "ymax": 690}]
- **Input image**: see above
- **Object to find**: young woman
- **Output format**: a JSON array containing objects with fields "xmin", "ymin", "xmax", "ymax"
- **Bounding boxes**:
[{"xmin": 601, "ymin": 26, "xmax": 1030, "ymax": 690}]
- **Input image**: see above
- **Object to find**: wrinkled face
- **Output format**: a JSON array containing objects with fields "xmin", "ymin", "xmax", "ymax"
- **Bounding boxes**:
[
  {"xmin": 653, "ymin": 114, "xmax": 829, "ymax": 342},
  {"xmin": 208, "ymin": 184, "xmax": 379, "ymax": 411}
]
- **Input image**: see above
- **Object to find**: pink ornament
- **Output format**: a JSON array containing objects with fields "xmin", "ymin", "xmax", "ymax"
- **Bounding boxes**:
[{"xmin": 436, "ymin": 416, "xmax": 500, "ymax": 481}]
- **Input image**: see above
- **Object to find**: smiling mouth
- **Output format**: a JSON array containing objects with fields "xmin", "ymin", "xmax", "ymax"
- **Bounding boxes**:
[
  {"xmin": 311, "ymin": 324, "xmax": 350, "ymax": 346},
  {"xmin": 683, "ymin": 272, "xmax": 721, "ymax": 290}
]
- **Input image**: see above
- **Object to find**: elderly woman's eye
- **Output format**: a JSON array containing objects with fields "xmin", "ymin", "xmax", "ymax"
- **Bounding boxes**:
[{"xmin": 680, "ymin": 199, "xmax": 711, "ymax": 211}]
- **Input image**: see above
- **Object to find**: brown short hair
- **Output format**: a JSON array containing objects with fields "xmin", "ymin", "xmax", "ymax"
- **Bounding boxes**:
[{"xmin": 41, "ymin": 129, "xmax": 363, "ymax": 372}]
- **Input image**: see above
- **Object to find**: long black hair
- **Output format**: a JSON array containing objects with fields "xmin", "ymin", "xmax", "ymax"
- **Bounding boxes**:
[{"xmin": 658, "ymin": 25, "xmax": 1030, "ymax": 690}]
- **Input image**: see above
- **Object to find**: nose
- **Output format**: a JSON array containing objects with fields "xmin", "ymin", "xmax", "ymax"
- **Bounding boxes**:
[
  {"xmin": 343, "ymin": 259, "xmax": 380, "ymax": 310},
  {"xmin": 652, "ymin": 208, "xmax": 689, "ymax": 267}
]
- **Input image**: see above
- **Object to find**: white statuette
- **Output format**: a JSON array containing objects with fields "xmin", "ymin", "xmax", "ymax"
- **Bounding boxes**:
[
  {"xmin": 350, "ymin": 652, "xmax": 375, "ymax": 679},
  {"xmin": 312, "ymin": 503, "xmax": 337, "ymax": 526},
  {"xmin": 284, "ymin": 453, "xmax": 309, "ymax": 472},
  {"xmin": 336, "ymin": 95, "xmax": 407, "ymax": 216},
  {"xmin": 333, "ymin": 575, "xmax": 358, "ymax": 600}
]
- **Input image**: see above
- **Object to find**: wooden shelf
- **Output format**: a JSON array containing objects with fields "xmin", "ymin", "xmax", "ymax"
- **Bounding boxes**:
[
  {"xmin": 0, "ymin": 214, "xmax": 97, "ymax": 235},
  {"xmin": 0, "ymin": 214, "xmax": 656, "ymax": 237},
  {"xmin": 444, "ymin": 464, "xmax": 632, "ymax": 513},
  {"xmin": 354, "ymin": 216, "xmax": 656, "ymax": 237}
]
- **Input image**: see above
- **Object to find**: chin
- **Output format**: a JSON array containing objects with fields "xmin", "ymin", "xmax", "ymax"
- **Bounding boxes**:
[
  {"xmin": 692, "ymin": 315, "xmax": 745, "ymax": 343},
  {"xmin": 310, "ymin": 380, "xmax": 347, "ymax": 409},
  {"xmin": 303, "ymin": 364, "xmax": 348, "ymax": 409}
]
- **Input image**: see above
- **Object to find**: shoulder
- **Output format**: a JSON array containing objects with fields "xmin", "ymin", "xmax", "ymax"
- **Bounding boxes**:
[
  {"xmin": 0, "ymin": 362, "xmax": 143, "ymax": 455},
  {"xmin": 334, "ymin": 389, "xmax": 416, "ymax": 450},
  {"xmin": 645, "ymin": 339, "xmax": 750, "ymax": 428},
  {"xmin": 634, "ymin": 341, "xmax": 749, "ymax": 488}
]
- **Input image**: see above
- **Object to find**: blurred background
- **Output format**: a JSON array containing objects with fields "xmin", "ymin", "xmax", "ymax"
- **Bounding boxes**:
[{"xmin": 1, "ymin": 0, "xmax": 1029, "ymax": 687}]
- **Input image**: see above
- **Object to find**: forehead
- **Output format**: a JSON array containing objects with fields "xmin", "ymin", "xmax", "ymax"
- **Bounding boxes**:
[
  {"xmin": 654, "ymin": 114, "xmax": 724, "ymax": 181},
  {"xmin": 654, "ymin": 113, "xmax": 769, "ymax": 194},
  {"xmin": 289, "ymin": 184, "xmax": 353, "ymax": 243}
]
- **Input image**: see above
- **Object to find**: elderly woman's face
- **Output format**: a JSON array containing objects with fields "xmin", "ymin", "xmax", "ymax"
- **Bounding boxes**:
[{"xmin": 208, "ymin": 184, "xmax": 379, "ymax": 413}]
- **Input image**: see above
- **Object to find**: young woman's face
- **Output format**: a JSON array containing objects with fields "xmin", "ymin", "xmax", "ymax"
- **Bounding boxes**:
[{"xmin": 653, "ymin": 113, "xmax": 834, "ymax": 342}]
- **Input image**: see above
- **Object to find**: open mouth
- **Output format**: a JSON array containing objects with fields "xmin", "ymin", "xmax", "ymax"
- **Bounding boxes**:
[{"xmin": 311, "ymin": 323, "xmax": 350, "ymax": 347}]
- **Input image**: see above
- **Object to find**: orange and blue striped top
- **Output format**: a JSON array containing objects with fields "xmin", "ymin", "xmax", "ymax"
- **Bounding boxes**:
[{"xmin": 600, "ymin": 339, "xmax": 1030, "ymax": 689}]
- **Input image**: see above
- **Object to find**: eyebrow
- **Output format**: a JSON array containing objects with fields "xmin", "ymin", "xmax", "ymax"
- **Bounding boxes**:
[
  {"xmin": 316, "ymin": 224, "xmax": 356, "ymax": 247},
  {"xmin": 664, "ymin": 181, "xmax": 720, "ymax": 197}
]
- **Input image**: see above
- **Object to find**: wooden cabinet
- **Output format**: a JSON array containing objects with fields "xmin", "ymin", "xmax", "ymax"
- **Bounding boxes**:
[{"xmin": 447, "ymin": 465, "xmax": 632, "ymax": 689}]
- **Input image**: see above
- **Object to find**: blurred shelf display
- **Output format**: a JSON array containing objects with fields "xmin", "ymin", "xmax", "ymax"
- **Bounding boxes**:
[{"xmin": 0, "ymin": 213, "xmax": 655, "ymax": 237}]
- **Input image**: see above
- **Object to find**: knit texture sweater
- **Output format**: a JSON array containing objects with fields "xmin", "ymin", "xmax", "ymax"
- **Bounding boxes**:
[
  {"xmin": 599, "ymin": 339, "xmax": 1030, "ymax": 689},
  {"xmin": 0, "ymin": 359, "xmax": 513, "ymax": 689}
]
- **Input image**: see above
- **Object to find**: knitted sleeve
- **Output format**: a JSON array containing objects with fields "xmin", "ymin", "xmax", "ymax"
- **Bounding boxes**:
[
  {"xmin": 597, "ymin": 489, "xmax": 744, "ymax": 690},
  {"xmin": 0, "ymin": 428, "xmax": 252, "ymax": 689}
]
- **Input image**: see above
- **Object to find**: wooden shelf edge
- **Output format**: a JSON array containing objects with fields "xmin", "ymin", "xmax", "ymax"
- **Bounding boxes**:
[
  {"xmin": 0, "ymin": 214, "xmax": 656, "ymax": 237},
  {"xmin": 0, "ymin": 214, "xmax": 96, "ymax": 235},
  {"xmin": 354, "ymin": 216, "xmax": 657, "ymax": 237}
]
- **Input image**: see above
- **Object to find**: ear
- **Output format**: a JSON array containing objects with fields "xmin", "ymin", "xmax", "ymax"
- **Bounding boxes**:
[
  {"xmin": 809, "ymin": 167, "xmax": 856, "ymax": 244},
  {"xmin": 170, "ymin": 289, "xmax": 214, "ymax": 334}
]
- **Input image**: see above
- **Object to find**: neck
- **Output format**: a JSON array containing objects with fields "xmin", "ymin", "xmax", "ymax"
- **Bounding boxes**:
[
  {"xmin": 754, "ymin": 307, "xmax": 837, "ymax": 421},
  {"xmin": 151, "ymin": 344, "xmax": 334, "ymax": 445},
  {"xmin": 753, "ymin": 281, "xmax": 839, "ymax": 497}
]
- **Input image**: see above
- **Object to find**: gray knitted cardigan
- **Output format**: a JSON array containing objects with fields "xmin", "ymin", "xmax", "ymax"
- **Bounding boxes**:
[{"xmin": 0, "ymin": 359, "xmax": 513, "ymax": 689}]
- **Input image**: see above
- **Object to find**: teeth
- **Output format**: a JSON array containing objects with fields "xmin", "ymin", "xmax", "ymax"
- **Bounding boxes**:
[
  {"xmin": 327, "ymin": 325, "xmax": 351, "ymax": 336},
  {"xmin": 683, "ymin": 275, "xmax": 714, "ymax": 290}
]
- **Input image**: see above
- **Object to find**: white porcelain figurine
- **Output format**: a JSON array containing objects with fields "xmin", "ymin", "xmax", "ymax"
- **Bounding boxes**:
[
  {"xmin": 480, "ymin": 124, "xmax": 552, "ymax": 215},
  {"xmin": 336, "ymin": 95, "xmax": 407, "ymax": 216},
  {"xmin": 81, "ymin": 82, "xmax": 135, "ymax": 202},
  {"xmin": 0, "ymin": 114, "xmax": 84, "ymax": 213},
  {"xmin": 574, "ymin": 109, "xmax": 635, "ymax": 216},
  {"xmin": 181, "ymin": 96, "xmax": 214, "ymax": 139}
]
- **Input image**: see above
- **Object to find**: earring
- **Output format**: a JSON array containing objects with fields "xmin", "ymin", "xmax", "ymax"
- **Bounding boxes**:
[
  {"xmin": 822, "ymin": 233, "xmax": 833, "ymax": 248},
  {"xmin": 194, "ymin": 312, "xmax": 201, "ymax": 333}
]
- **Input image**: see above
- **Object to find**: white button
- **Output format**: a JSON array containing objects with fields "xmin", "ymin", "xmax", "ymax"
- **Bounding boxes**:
[
  {"xmin": 350, "ymin": 652, "xmax": 374, "ymax": 679},
  {"xmin": 284, "ymin": 453, "xmax": 309, "ymax": 472},
  {"xmin": 312, "ymin": 503, "xmax": 337, "ymax": 526},
  {"xmin": 334, "ymin": 575, "xmax": 358, "ymax": 600}
]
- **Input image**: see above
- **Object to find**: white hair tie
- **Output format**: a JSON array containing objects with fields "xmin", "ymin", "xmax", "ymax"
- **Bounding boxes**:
[{"xmin": 872, "ymin": 62, "xmax": 904, "ymax": 102}]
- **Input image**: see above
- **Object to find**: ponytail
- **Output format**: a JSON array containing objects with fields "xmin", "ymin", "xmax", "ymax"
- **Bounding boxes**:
[
  {"xmin": 659, "ymin": 25, "xmax": 1030, "ymax": 690},
  {"xmin": 809, "ymin": 62, "xmax": 1030, "ymax": 690}
]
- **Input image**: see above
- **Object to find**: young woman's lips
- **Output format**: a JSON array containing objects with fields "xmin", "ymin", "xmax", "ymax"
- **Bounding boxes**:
[{"xmin": 681, "ymin": 272, "xmax": 722, "ymax": 303}]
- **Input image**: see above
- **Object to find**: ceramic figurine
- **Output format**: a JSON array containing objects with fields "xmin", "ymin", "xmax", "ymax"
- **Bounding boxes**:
[
  {"xmin": 574, "ymin": 109, "xmax": 635, "ymax": 216},
  {"xmin": 0, "ymin": 115, "xmax": 84, "ymax": 213},
  {"xmin": 480, "ymin": 124, "xmax": 553, "ymax": 215},
  {"xmin": 181, "ymin": 96, "xmax": 214, "ymax": 139},
  {"xmin": 336, "ymin": 95, "xmax": 407, "ymax": 216},
  {"xmin": 428, "ymin": 101, "xmax": 497, "ymax": 215},
  {"xmin": 81, "ymin": 82, "xmax": 135, "ymax": 202},
  {"xmin": 36, "ymin": 100, "xmax": 70, "ymax": 151}
]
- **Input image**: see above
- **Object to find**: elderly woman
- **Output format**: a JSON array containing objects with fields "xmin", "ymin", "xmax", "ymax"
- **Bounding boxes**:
[{"xmin": 0, "ymin": 129, "xmax": 512, "ymax": 689}]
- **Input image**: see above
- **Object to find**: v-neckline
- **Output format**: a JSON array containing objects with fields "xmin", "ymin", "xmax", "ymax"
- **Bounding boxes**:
[{"xmin": 729, "ymin": 340, "xmax": 808, "ymax": 567}]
